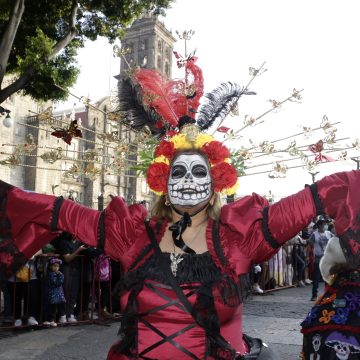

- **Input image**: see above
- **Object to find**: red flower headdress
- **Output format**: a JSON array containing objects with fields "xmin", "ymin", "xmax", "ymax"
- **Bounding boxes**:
[{"xmin": 116, "ymin": 53, "xmax": 255, "ymax": 196}]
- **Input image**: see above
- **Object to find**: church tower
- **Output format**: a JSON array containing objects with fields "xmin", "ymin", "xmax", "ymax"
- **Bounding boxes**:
[
  {"xmin": 118, "ymin": 13, "xmax": 176, "ymax": 204},
  {"xmin": 120, "ymin": 12, "xmax": 176, "ymax": 77}
]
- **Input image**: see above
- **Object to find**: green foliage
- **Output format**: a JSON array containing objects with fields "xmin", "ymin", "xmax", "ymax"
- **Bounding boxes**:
[
  {"xmin": 0, "ymin": 0, "xmax": 173, "ymax": 102},
  {"xmin": 131, "ymin": 136, "xmax": 159, "ymax": 175},
  {"xmin": 230, "ymin": 149, "xmax": 247, "ymax": 177}
]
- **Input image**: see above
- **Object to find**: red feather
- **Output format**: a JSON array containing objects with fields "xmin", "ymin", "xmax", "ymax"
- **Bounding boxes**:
[
  {"xmin": 134, "ymin": 69, "xmax": 184, "ymax": 127},
  {"xmin": 185, "ymin": 57, "xmax": 204, "ymax": 117},
  {"xmin": 217, "ymin": 126, "xmax": 230, "ymax": 133}
]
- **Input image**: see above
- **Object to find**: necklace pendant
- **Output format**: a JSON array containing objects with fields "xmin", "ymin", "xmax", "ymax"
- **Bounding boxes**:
[{"xmin": 170, "ymin": 252, "xmax": 184, "ymax": 277}]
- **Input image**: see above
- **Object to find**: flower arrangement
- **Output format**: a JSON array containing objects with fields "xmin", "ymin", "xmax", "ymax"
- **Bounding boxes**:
[{"xmin": 146, "ymin": 127, "xmax": 239, "ymax": 196}]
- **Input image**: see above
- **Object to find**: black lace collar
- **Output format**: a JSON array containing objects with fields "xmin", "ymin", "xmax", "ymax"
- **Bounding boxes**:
[{"xmin": 126, "ymin": 251, "xmax": 223, "ymax": 286}]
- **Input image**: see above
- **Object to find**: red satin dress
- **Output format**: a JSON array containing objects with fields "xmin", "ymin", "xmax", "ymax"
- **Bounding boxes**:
[{"xmin": 0, "ymin": 170, "xmax": 360, "ymax": 359}]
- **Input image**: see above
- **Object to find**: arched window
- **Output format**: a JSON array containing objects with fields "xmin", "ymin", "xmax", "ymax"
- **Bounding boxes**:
[
  {"xmin": 157, "ymin": 55, "xmax": 162, "ymax": 70},
  {"xmin": 165, "ymin": 46, "xmax": 171, "ymax": 59}
]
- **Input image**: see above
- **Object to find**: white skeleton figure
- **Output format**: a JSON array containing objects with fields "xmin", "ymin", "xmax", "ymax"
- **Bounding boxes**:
[
  {"xmin": 310, "ymin": 334, "xmax": 322, "ymax": 360},
  {"xmin": 333, "ymin": 343, "xmax": 351, "ymax": 360},
  {"xmin": 167, "ymin": 153, "xmax": 212, "ymax": 207},
  {"xmin": 326, "ymin": 333, "xmax": 360, "ymax": 360}
]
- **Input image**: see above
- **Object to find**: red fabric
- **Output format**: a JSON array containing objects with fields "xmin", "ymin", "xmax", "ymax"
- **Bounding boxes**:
[
  {"xmin": 317, "ymin": 170, "xmax": 360, "ymax": 235},
  {"xmin": 120, "ymin": 280, "xmax": 245, "ymax": 359},
  {"xmin": 6, "ymin": 187, "xmax": 61, "ymax": 257},
  {"xmin": 2, "ymin": 170, "xmax": 360, "ymax": 359}
]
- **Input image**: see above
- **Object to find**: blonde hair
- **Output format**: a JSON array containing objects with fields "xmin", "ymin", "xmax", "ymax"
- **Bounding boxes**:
[{"xmin": 151, "ymin": 192, "xmax": 223, "ymax": 221}]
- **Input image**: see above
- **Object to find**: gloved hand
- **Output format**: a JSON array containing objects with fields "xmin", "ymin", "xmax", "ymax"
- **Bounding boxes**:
[{"xmin": 320, "ymin": 237, "xmax": 346, "ymax": 284}]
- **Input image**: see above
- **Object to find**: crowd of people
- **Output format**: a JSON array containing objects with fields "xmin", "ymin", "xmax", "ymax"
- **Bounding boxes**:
[
  {"xmin": 0, "ymin": 233, "xmax": 119, "ymax": 328},
  {"xmin": 251, "ymin": 215, "xmax": 336, "ymax": 298}
]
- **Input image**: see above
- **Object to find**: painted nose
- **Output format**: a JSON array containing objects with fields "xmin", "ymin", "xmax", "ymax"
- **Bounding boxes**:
[{"xmin": 184, "ymin": 172, "xmax": 193, "ymax": 181}]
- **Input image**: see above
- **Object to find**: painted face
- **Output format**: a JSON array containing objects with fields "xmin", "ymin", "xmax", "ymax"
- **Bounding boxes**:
[{"xmin": 167, "ymin": 153, "xmax": 212, "ymax": 207}]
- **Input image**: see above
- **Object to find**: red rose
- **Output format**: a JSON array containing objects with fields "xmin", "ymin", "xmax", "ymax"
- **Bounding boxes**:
[
  {"xmin": 201, "ymin": 141, "xmax": 230, "ymax": 164},
  {"xmin": 155, "ymin": 140, "xmax": 175, "ymax": 159},
  {"xmin": 162, "ymin": 130, "xmax": 178, "ymax": 139},
  {"xmin": 155, "ymin": 120, "xmax": 164, "ymax": 129},
  {"xmin": 211, "ymin": 162, "xmax": 238, "ymax": 192},
  {"xmin": 146, "ymin": 162, "xmax": 170, "ymax": 193}
]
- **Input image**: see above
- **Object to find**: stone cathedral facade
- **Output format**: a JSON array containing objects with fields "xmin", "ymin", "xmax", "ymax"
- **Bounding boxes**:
[{"xmin": 0, "ymin": 14, "xmax": 176, "ymax": 210}]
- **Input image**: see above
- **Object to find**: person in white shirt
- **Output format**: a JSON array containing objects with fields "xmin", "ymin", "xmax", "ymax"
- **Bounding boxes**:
[{"xmin": 309, "ymin": 216, "xmax": 333, "ymax": 301}]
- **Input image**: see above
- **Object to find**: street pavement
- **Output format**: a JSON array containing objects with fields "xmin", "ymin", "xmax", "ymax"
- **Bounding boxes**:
[{"xmin": 0, "ymin": 283, "xmax": 322, "ymax": 360}]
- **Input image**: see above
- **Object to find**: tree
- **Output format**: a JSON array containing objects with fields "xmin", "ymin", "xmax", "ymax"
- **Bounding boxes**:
[{"xmin": 0, "ymin": 0, "xmax": 172, "ymax": 104}]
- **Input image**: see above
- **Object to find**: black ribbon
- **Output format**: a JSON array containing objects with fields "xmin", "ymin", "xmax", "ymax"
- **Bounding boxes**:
[{"xmin": 169, "ymin": 212, "xmax": 196, "ymax": 254}]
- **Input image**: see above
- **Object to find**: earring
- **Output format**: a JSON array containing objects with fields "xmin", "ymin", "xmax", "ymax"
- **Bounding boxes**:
[{"xmin": 165, "ymin": 199, "xmax": 170, "ymax": 206}]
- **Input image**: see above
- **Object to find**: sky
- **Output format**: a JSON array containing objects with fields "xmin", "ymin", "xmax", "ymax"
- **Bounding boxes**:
[{"xmin": 57, "ymin": 0, "xmax": 360, "ymax": 199}]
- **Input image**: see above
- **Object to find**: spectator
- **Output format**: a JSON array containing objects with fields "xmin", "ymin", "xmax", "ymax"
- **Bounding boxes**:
[
  {"xmin": 283, "ymin": 241, "xmax": 294, "ymax": 286},
  {"xmin": 43, "ymin": 258, "xmax": 66, "ymax": 327},
  {"xmin": 7, "ymin": 262, "xmax": 30, "ymax": 327},
  {"xmin": 74, "ymin": 246, "xmax": 101, "ymax": 321},
  {"xmin": 26, "ymin": 250, "xmax": 42, "ymax": 326},
  {"xmin": 309, "ymin": 216, "xmax": 333, "ymax": 301},
  {"xmin": 300, "ymin": 225, "xmax": 313, "ymax": 285},
  {"xmin": 252, "ymin": 264, "xmax": 264, "ymax": 294},
  {"xmin": 291, "ymin": 233, "xmax": 307, "ymax": 288},
  {"xmin": 110, "ymin": 259, "xmax": 122, "ymax": 316},
  {"xmin": 1, "ymin": 280, "xmax": 13, "ymax": 325},
  {"xmin": 53, "ymin": 232, "xmax": 87, "ymax": 323},
  {"xmin": 94, "ymin": 253, "xmax": 112, "ymax": 318}
]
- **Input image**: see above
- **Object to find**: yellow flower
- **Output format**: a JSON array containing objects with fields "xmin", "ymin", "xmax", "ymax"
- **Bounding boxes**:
[
  {"xmin": 195, "ymin": 134, "xmax": 214, "ymax": 148},
  {"xmin": 170, "ymin": 134, "xmax": 191, "ymax": 150},
  {"xmin": 154, "ymin": 155, "xmax": 170, "ymax": 165},
  {"xmin": 221, "ymin": 181, "xmax": 239, "ymax": 196},
  {"xmin": 319, "ymin": 309, "xmax": 335, "ymax": 324},
  {"xmin": 151, "ymin": 189, "xmax": 165, "ymax": 196}
]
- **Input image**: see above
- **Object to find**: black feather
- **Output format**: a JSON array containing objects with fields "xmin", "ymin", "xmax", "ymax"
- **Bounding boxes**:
[
  {"xmin": 196, "ymin": 82, "xmax": 256, "ymax": 131},
  {"xmin": 117, "ymin": 76, "xmax": 164, "ymax": 135}
]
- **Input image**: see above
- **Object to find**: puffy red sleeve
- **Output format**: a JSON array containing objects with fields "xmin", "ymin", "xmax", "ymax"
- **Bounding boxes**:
[
  {"xmin": 56, "ymin": 195, "xmax": 147, "ymax": 259},
  {"xmin": 0, "ymin": 180, "xmax": 147, "ymax": 284},
  {"xmin": 219, "ymin": 186, "xmax": 316, "ymax": 274},
  {"xmin": 219, "ymin": 170, "xmax": 360, "ymax": 274},
  {"xmin": 316, "ymin": 170, "xmax": 360, "ymax": 267}
]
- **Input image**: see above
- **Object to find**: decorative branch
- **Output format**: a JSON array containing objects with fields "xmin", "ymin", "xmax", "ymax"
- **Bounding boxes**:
[
  {"xmin": 222, "ymin": 88, "xmax": 303, "ymax": 143},
  {"xmin": 211, "ymin": 61, "xmax": 266, "ymax": 136}
]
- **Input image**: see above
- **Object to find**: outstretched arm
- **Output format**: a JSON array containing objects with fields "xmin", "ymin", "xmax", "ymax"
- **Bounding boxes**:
[
  {"xmin": 0, "ymin": 180, "xmax": 147, "ymax": 285},
  {"xmin": 220, "ymin": 170, "xmax": 360, "ymax": 269}
]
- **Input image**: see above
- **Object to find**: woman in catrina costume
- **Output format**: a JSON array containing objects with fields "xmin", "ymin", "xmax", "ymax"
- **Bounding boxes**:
[
  {"xmin": 301, "ymin": 234, "xmax": 360, "ymax": 360},
  {"xmin": 0, "ymin": 54, "xmax": 359, "ymax": 360}
]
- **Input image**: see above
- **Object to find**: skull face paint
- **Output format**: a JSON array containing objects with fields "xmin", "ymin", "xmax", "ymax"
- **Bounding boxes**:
[{"xmin": 167, "ymin": 153, "xmax": 212, "ymax": 207}]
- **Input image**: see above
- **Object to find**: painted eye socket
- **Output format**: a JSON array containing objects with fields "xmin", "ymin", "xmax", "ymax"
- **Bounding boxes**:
[
  {"xmin": 171, "ymin": 165, "xmax": 187, "ymax": 178},
  {"xmin": 192, "ymin": 164, "xmax": 207, "ymax": 177}
]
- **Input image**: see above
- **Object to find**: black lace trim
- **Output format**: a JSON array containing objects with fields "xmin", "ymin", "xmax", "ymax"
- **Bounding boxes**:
[
  {"xmin": 125, "ymin": 252, "xmax": 247, "ymax": 307},
  {"xmin": 0, "ymin": 181, "xmax": 27, "ymax": 287},
  {"xmin": 306, "ymin": 183, "xmax": 325, "ymax": 216},
  {"xmin": 262, "ymin": 206, "xmax": 280, "ymax": 249},
  {"xmin": 50, "ymin": 196, "xmax": 64, "ymax": 231},
  {"xmin": 128, "ymin": 243, "xmax": 153, "ymax": 272},
  {"xmin": 212, "ymin": 220, "xmax": 229, "ymax": 266}
]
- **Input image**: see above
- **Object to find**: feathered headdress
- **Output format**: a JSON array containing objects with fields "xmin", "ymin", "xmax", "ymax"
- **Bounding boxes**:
[{"xmin": 117, "ymin": 53, "xmax": 256, "ymax": 196}]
